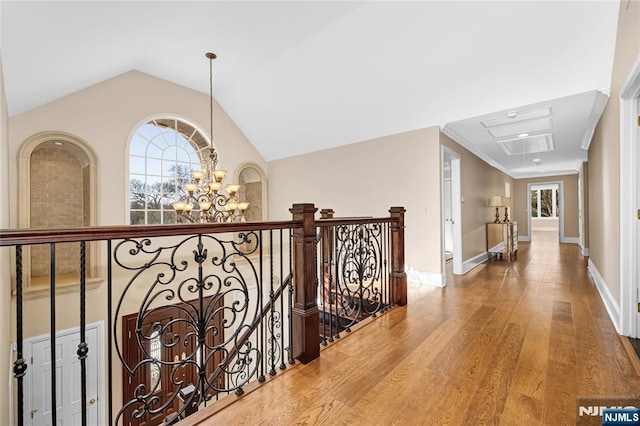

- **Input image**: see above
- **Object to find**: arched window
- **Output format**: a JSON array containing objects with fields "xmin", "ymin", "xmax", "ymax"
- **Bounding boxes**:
[{"xmin": 129, "ymin": 118, "xmax": 209, "ymax": 224}]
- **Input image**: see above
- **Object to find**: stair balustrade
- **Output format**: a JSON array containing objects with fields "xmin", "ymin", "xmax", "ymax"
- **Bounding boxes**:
[{"xmin": 0, "ymin": 204, "xmax": 406, "ymax": 425}]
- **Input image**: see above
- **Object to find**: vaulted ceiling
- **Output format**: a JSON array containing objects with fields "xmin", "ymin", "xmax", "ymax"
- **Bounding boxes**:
[{"xmin": 0, "ymin": 1, "xmax": 619, "ymax": 177}]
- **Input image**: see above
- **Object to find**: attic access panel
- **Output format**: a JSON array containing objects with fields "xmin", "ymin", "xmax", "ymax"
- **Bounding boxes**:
[{"xmin": 498, "ymin": 134, "xmax": 554, "ymax": 156}]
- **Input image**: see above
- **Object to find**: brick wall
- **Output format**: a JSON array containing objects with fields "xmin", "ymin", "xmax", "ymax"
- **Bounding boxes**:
[
  {"xmin": 30, "ymin": 146, "xmax": 85, "ymax": 277},
  {"xmin": 238, "ymin": 171, "xmax": 263, "ymax": 222},
  {"xmin": 243, "ymin": 182, "xmax": 262, "ymax": 221}
]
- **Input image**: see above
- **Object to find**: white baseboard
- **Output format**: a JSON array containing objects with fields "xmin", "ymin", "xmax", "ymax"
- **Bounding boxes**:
[
  {"xmin": 406, "ymin": 265, "xmax": 445, "ymax": 287},
  {"xmin": 463, "ymin": 252, "xmax": 489, "ymax": 274},
  {"xmin": 560, "ymin": 236, "xmax": 579, "ymax": 244},
  {"xmin": 518, "ymin": 236, "xmax": 531, "ymax": 242},
  {"xmin": 587, "ymin": 259, "xmax": 620, "ymax": 333},
  {"xmin": 531, "ymin": 227, "xmax": 558, "ymax": 231},
  {"xmin": 580, "ymin": 245, "xmax": 590, "ymax": 256}
]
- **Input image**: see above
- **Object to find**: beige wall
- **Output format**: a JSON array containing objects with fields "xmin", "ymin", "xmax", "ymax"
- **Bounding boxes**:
[
  {"xmin": 514, "ymin": 174, "xmax": 579, "ymax": 240},
  {"xmin": 0, "ymin": 50, "xmax": 12, "ymax": 425},
  {"xmin": 8, "ymin": 70, "xmax": 267, "ymax": 228},
  {"xmin": 268, "ymin": 126, "xmax": 443, "ymax": 276},
  {"xmin": 589, "ymin": 0, "xmax": 640, "ymax": 304},
  {"xmin": 7, "ymin": 70, "xmax": 268, "ymax": 337},
  {"xmin": 440, "ymin": 133, "xmax": 515, "ymax": 262}
]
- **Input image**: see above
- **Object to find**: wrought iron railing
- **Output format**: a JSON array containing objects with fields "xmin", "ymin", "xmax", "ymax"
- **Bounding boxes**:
[
  {"xmin": 0, "ymin": 204, "xmax": 406, "ymax": 426},
  {"xmin": 317, "ymin": 211, "xmax": 395, "ymax": 345}
]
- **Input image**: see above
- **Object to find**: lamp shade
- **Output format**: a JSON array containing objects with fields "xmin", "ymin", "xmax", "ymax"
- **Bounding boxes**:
[
  {"xmin": 489, "ymin": 195, "xmax": 504, "ymax": 207},
  {"xmin": 503, "ymin": 197, "xmax": 513, "ymax": 208}
]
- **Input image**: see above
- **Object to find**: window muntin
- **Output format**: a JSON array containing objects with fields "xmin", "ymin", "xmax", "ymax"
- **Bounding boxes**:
[{"xmin": 129, "ymin": 118, "xmax": 209, "ymax": 224}]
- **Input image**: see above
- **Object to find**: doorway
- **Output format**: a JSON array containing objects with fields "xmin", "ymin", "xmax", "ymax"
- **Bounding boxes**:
[
  {"xmin": 442, "ymin": 147, "xmax": 462, "ymax": 276},
  {"xmin": 529, "ymin": 183, "xmax": 560, "ymax": 242},
  {"xmin": 121, "ymin": 297, "xmax": 224, "ymax": 425},
  {"xmin": 527, "ymin": 181, "xmax": 565, "ymax": 244},
  {"xmin": 620, "ymin": 54, "xmax": 640, "ymax": 338}
]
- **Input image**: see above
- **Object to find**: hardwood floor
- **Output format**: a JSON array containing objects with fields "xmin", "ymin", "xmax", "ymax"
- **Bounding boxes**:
[{"xmin": 188, "ymin": 231, "xmax": 640, "ymax": 425}]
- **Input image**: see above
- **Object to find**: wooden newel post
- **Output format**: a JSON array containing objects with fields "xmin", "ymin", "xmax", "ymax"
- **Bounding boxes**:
[
  {"xmin": 319, "ymin": 208, "xmax": 334, "ymax": 273},
  {"xmin": 319, "ymin": 209, "xmax": 334, "ymax": 220},
  {"xmin": 389, "ymin": 206, "xmax": 407, "ymax": 306},
  {"xmin": 290, "ymin": 203, "xmax": 320, "ymax": 364}
]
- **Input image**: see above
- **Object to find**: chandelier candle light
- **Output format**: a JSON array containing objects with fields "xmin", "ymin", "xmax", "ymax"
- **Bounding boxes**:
[{"xmin": 172, "ymin": 52, "xmax": 249, "ymax": 223}]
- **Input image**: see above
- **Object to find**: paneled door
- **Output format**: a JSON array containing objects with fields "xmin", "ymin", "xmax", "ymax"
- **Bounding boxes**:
[{"xmin": 26, "ymin": 324, "xmax": 102, "ymax": 425}]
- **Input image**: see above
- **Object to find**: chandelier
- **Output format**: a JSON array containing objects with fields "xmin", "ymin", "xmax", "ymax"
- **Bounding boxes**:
[{"xmin": 171, "ymin": 52, "xmax": 249, "ymax": 223}]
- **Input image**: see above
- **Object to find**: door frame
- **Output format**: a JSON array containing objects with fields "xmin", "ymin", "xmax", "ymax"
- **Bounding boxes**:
[
  {"xmin": 619, "ymin": 53, "xmax": 640, "ymax": 338},
  {"xmin": 442, "ymin": 146, "xmax": 463, "ymax": 276},
  {"xmin": 526, "ymin": 181, "xmax": 565, "ymax": 241},
  {"xmin": 22, "ymin": 321, "xmax": 105, "ymax": 426}
]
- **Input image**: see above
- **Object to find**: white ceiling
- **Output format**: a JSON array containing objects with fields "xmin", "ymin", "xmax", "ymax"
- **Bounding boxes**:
[
  {"xmin": 0, "ymin": 1, "xmax": 619, "ymax": 177},
  {"xmin": 443, "ymin": 89, "xmax": 609, "ymax": 178}
]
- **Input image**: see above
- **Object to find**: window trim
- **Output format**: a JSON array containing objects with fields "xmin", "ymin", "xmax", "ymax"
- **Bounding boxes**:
[
  {"xmin": 530, "ymin": 184, "xmax": 559, "ymax": 219},
  {"xmin": 525, "ymin": 180, "xmax": 567, "ymax": 242}
]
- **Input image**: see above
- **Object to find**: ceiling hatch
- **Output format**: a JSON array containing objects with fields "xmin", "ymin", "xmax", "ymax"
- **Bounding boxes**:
[{"xmin": 497, "ymin": 134, "xmax": 554, "ymax": 155}]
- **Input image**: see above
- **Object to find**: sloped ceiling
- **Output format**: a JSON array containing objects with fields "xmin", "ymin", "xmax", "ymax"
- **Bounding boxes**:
[{"xmin": 0, "ymin": 1, "xmax": 619, "ymax": 176}]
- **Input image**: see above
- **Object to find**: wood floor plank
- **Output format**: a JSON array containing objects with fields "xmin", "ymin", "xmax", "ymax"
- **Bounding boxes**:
[
  {"xmin": 462, "ymin": 322, "xmax": 526, "ymax": 424},
  {"xmin": 188, "ymin": 231, "xmax": 640, "ymax": 426},
  {"xmin": 509, "ymin": 310, "xmax": 551, "ymax": 401},
  {"xmin": 499, "ymin": 391, "xmax": 543, "ymax": 426}
]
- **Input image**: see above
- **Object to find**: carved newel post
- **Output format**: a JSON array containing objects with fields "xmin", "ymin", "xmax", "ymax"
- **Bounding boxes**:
[
  {"xmin": 389, "ymin": 207, "xmax": 407, "ymax": 306},
  {"xmin": 319, "ymin": 208, "xmax": 334, "ymax": 276},
  {"xmin": 290, "ymin": 203, "xmax": 320, "ymax": 363}
]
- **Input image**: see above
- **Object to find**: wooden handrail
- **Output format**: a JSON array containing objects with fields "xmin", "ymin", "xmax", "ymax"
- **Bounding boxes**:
[
  {"xmin": 0, "ymin": 220, "xmax": 302, "ymax": 246},
  {"xmin": 316, "ymin": 216, "xmax": 396, "ymax": 227}
]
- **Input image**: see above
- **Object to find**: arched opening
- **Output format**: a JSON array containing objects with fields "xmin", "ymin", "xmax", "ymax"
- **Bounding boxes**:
[
  {"xmin": 236, "ymin": 163, "xmax": 267, "ymax": 221},
  {"xmin": 18, "ymin": 132, "xmax": 100, "ymax": 296}
]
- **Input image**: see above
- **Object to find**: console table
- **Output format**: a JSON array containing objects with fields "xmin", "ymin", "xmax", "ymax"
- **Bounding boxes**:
[{"xmin": 487, "ymin": 221, "xmax": 518, "ymax": 260}]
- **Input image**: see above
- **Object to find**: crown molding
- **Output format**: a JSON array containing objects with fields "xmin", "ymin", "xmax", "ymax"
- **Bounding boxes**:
[
  {"xmin": 441, "ymin": 125, "xmax": 515, "ymax": 179},
  {"xmin": 580, "ymin": 90, "xmax": 609, "ymax": 150},
  {"xmin": 512, "ymin": 169, "xmax": 578, "ymax": 180}
]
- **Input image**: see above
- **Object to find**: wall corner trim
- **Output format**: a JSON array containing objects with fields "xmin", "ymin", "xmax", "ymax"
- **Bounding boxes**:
[
  {"xmin": 406, "ymin": 265, "xmax": 445, "ymax": 287},
  {"xmin": 587, "ymin": 259, "xmax": 621, "ymax": 334},
  {"xmin": 463, "ymin": 252, "xmax": 489, "ymax": 274}
]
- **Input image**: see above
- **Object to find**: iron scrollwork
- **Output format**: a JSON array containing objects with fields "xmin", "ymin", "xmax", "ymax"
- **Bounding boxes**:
[
  {"xmin": 112, "ymin": 230, "xmax": 290, "ymax": 423},
  {"xmin": 328, "ymin": 223, "xmax": 388, "ymax": 335}
]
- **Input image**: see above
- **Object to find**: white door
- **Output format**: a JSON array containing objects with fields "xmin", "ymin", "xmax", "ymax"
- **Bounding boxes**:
[{"xmin": 26, "ymin": 324, "xmax": 102, "ymax": 425}]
